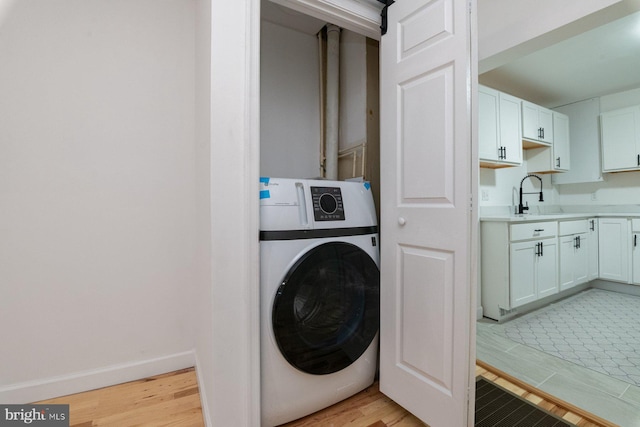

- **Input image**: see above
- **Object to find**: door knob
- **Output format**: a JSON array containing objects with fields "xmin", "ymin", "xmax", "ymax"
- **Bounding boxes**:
[{"xmin": 398, "ymin": 217, "xmax": 406, "ymax": 226}]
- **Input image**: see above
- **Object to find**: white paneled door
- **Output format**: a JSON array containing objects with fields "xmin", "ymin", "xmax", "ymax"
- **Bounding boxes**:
[{"xmin": 379, "ymin": 0, "xmax": 476, "ymax": 425}]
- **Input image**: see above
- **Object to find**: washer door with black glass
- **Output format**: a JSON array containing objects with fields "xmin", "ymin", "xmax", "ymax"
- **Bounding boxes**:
[{"xmin": 272, "ymin": 241, "xmax": 380, "ymax": 375}]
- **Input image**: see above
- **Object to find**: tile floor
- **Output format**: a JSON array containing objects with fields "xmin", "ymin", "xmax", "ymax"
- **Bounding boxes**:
[
  {"xmin": 477, "ymin": 289, "xmax": 640, "ymax": 427},
  {"xmin": 501, "ymin": 289, "xmax": 640, "ymax": 387}
]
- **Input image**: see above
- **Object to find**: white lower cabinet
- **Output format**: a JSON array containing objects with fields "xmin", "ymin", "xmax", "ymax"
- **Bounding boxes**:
[
  {"xmin": 587, "ymin": 218, "xmax": 599, "ymax": 280},
  {"xmin": 481, "ymin": 221, "xmax": 559, "ymax": 320},
  {"xmin": 633, "ymin": 219, "xmax": 640, "ymax": 285},
  {"xmin": 482, "ymin": 215, "xmax": 640, "ymax": 321},
  {"xmin": 510, "ymin": 236, "xmax": 558, "ymax": 308},
  {"xmin": 558, "ymin": 220, "xmax": 589, "ymax": 291},
  {"xmin": 598, "ymin": 217, "xmax": 631, "ymax": 283}
]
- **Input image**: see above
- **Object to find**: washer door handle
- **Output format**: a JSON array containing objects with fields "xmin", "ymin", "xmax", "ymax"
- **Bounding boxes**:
[{"xmin": 398, "ymin": 217, "xmax": 406, "ymax": 226}]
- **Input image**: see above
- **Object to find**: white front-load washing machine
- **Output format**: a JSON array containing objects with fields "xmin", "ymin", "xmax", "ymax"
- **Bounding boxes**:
[{"xmin": 259, "ymin": 177, "xmax": 380, "ymax": 426}]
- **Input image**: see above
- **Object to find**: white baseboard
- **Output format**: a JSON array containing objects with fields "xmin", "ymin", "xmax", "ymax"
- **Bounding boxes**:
[
  {"xmin": 194, "ymin": 352, "xmax": 212, "ymax": 427},
  {"xmin": 0, "ymin": 350, "xmax": 196, "ymax": 404}
]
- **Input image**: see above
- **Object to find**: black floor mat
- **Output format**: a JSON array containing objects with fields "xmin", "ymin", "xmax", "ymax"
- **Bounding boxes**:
[{"xmin": 475, "ymin": 378, "xmax": 575, "ymax": 427}]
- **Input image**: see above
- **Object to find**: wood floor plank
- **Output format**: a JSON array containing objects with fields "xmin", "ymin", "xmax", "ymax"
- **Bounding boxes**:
[{"xmin": 35, "ymin": 367, "xmax": 204, "ymax": 427}]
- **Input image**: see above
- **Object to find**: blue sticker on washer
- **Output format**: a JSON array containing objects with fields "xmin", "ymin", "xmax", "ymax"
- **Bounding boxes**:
[
  {"xmin": 260, "ymin": 190, "xmax": 270, "ymax": 199},
  {"xmin": 260, "ymin": 177, "xmax": 270, "ymax": 184},
  {"xmin": 364, "ymin": 182, "xmax": 371, "ymax": 190}
]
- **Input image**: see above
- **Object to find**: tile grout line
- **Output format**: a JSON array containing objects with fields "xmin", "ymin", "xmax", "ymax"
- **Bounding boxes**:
[
  {"xmin": 536, "ymin": 371, "xmax": 557, "ymax": 388},
  {"xmin": 618, "ymin": 383, "xmax": 631, "ymax": 399}
]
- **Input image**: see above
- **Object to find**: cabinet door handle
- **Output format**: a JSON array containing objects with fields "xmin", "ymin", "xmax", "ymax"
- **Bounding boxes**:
[
  {"xmin": 540, "ymin": 242, "xmax": 544, "ymax": 256},
  {"xmin": 534, "ymin": 229, "xmax": 544, "ymax": 232},
  {"xmin": 535, "ymin": 242, "xmax": 541, "ymax": 256},
  {"xmin": 577, "ymin": 235, "xmax": 581, "ymax": 249},
  {"xmin": 637, "ymin": 154, "xmax": 639, "ymax": 166},
  {"xmin": 590, "ymin": 220, "xmax": 595, "ymax": 231},
  {"xmin": 556, "ymin": 157, "xmax": 561, "ymax": 168},
  {"xmin": 542, "ymin": 128, "xmax": 545, "ymax": 139},
  {"xmin": 503, "ymin": 146, "xmax": 507, "ymax": 159},
  {"xmin": 635, "ymin": 234, "xmax": 638, "ymax": 247}
]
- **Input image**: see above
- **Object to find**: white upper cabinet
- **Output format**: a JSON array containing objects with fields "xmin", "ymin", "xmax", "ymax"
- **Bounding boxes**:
[
  {"xmin": 479, "ymin": 85, "xmax": 522, "ymax": 168},
  {"xmin": 553, "ymin": 112, "xmax": 571, "ymax": 170},
  {"xmin": 522, "ymin": 100, "xmax": 554, "ymax": 145},
  {"xmin": 601, "ymin": 105, "xmax": 640, "ymax": 172},
  {"xmin": 552, "ymin": 98, "xmax": 603, "ymax": 185},
  {"xmin": 500, "ymin": 93, "xmax": 524, "ymax": 164},
  {"xmin": 479, "ymin": 86, "xmax": 500, "ymax": 162},
  {"xmin": 528, "ymin": 111, "xmax": 570, "ymax": 173}
]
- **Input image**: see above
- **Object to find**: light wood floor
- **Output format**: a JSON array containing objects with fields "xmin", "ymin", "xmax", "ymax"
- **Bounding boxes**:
[
  {"xmin": 35, "ymin": 368, "xmax": 204, "ymax": 426},
  {"xmin": 35, "ymin": 364, "xmax": 613, "ymax": 426}
]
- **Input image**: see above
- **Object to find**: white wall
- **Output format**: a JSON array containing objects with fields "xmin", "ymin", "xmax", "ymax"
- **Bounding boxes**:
[
  {"xmin": 260, "ymin": 21, "xmax": 321, "ymax": 178},
  {"xmin": 479, "ymin": 163, "xmax": 557, "ymax": 211},
  {"xmin": 0, "ymin": 0, "xmax": 199, "ymax": 401}
]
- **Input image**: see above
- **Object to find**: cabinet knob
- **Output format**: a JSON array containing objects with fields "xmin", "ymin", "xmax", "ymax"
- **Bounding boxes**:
[{"xmin": 398, "ymin": 217, "xmax": 406, "ymax": 226}]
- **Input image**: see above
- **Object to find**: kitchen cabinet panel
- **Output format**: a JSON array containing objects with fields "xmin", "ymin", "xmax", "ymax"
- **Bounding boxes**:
[
  {"xmin": 500, "ymin": 93, "xmax": 524, "ymax": 164},
  {"xmin": 536, "ymin": 239, "xmax": 559, "ymax": 298},
  {"xmin": 509, "ymin": 241, "xmax": 538, "ymax": 307},
  {"xmin": 601, "ymin": 105, "xmax": 640, "ymax": 172},
  {"xmin": 633, "ymin": 219, "xmax": 640, "ymax": 285},
  {"xmin": 559, "ymin": 220, "xmax": 588, "ymax": 291},
  {"xmin": 510, "ymin": 221, "xmax": 556, "ymax": 241},
  {"xmin": 509, "ymin": 234, "xmax": 558, "ymax": 308},
  {"xmin": 479, "ymin": 86, "xmax": 500, "ymax": 162},
  {"xmin": 481, "ymin": 220, "xmax": 558, "ymax": 320},
  {"xmin": 553, "ymin": 112, "xmax": 571, "ymax": 171},
  {"xmin": 527, "ymin": 112, "xmax": 570, "ymax": 173},
  {"xmin": 552, "ymin": 98, "xmax": 603, "ymax": 185},
  {"xmin": 588, "ymin": 218, "xmax": 599, "ymax": 281},
  {"xmin": 479, "ymin": 85, "xmax": 522, "ymax": 168},
  {"xmin": 598, "ymin": 217, "xmax": 631, "ymax": 283},
  {"xmin": 522, "ymin": 100, "xmax": 553, "ymax": 145}
]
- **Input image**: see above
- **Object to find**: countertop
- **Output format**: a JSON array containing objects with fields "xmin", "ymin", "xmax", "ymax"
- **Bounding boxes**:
[{"xmin": 481, "ymin": 212, "xmax": 640, "ymax": 222}]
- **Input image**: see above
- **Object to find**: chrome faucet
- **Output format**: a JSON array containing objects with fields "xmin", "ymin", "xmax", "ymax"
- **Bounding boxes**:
[{"xmin": 517, "ymin": 174, "xmax": 544, "ymax": 214}]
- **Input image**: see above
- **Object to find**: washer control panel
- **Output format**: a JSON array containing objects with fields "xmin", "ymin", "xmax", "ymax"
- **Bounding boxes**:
[{"xmin": 311, "ymin": 186, "xmax": 345, "ymax": 221}]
